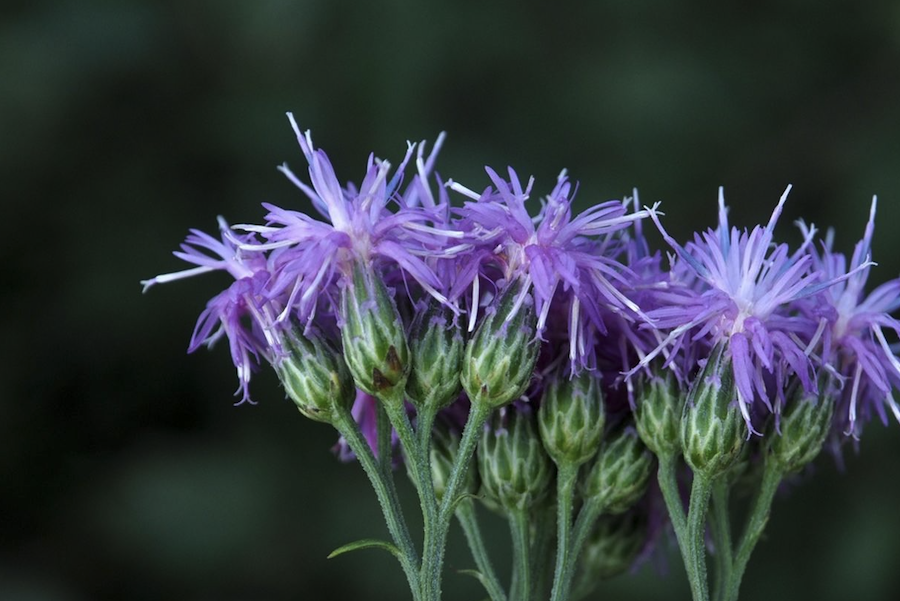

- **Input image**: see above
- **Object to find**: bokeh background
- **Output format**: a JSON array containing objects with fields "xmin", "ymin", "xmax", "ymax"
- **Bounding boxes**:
[{"xmin": 3, "ymin": 1, "xmax": 900, "ymax": 600}]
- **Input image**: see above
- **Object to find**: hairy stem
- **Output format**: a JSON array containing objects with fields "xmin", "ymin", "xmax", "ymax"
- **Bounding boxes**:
[
  {"xmin": 549, "ymin": 462, "xmax": 581, "ymax": 601},
  {"xmin": 456, "ymin": 500, "xmax": 507, "ymax": 601},
  {"xmin": 334, "ymin": 409, "xmax": 421, "ymax": 600},
  {"xmin": 723, "ymin": 462, "xmax": 782, "ymax": 601}
]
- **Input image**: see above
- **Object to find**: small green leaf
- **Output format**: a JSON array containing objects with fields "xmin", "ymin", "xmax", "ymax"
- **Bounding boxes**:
[
  {"xmin": 327, "ymin": 538, "xmax": 402, "ymax": 560},
  {"xmin": 457, "ymin": 570, "xmax": 492, "ymax": 601}
]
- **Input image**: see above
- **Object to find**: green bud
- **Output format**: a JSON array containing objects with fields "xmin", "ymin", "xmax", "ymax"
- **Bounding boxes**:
[
  {"xmin": 277, "ymin": 330, "xmax": 355, "ymax": 424},
  {"xmin": 478, "ymin": 407, "xmax": 553, "ymax": 512},
  {"xmin": 406, "ymin": 300, "xmax": 464, "ymax": 412},
  {"xmin": 583, "ymin": 426, "xmax": 654, "ymax": 514},
  {"xmin": 408, "ymin": 420, "xmax": 478, "ymax": 503},
  {"xmin": 580, "ymin": 511, "xmax": 647, "ymax": 580},
  {"xmin": 681, "ymin": 343, "xmax": 745, "ymax": 479},
  {"xmin": 340, "ymin": 262, "xmax": 410, "ymax": 403},
  {"xmin": 462, "ymin": 280, "xmax": 540, "ymax": 409},
  {"xmin": 635, "ymin": 374, "xmax": 683, "ymax": 458},
  {"xmin": 538, "ymin": 371, "xmax": 605, "ymax": 467},
  {"xmin": 768, "ymin": 384, "xmax": 834, "ymax": 474}
]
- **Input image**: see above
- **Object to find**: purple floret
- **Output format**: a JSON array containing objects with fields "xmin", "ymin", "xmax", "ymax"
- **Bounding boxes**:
[
  {"xmin": 234, "ymin": 114, "xmax": 463, "ymax": 330},
  {"xmin": 632, "ymin": 186, "xmax": 836, "ymax": 433},
  {"xmin": 803, "ymin": 198, "xmax": 900, "ymax": 436},
  {"xmin": 141, "ymin": 217, "xmax": 281, "ymax": 404},
  {"xmin": 450, "ymin": 167, "xmax": 653, "ymax": 370}
]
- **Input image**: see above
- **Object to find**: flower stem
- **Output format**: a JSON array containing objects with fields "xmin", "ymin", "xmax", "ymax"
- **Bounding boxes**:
[
  {"xmin": 723, "ymin": 462, "xmax": 782, "ymax": 601},
  {"xmin": 382, "ymin": 400, "xmax": 442, "ymax": 601},
  {"xmin": 686, "ymin": 473, "xmax": 713, "ymax": 601},
  {"xmin": 334, "ymin": 409, "xmax": 421, "ymax": 600},
  {"xmin": 549, "ymin": 462, "xmax": 580, "ymax": 601},
  {"xmin": 456, "ymin": 500, "xmax": 507, "ymax": 601},
  {"xmin": 553, "ymin": 495, "xmax": 604, "ymax": 601},
  {"xmin": 710, "ymin": 479, "xmax": 733, "ymax": 601},
  {"xmin": 439, "ymin": 402, "xmax": 492, "ymax": 522},
  {"xmin": 657, "ymin": 453, "xmax": 697, "ymax": 594},
  {"xmin": 509, "ymin": 507, "xmax": 532, "ymax": 601}
]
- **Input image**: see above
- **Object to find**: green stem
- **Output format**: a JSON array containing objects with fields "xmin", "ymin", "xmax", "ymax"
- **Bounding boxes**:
[
  {"xmin": 439, "ymin": 403, "xmax": 492, "ymax": 522},
  {"xmin": 686, "ymin": 473, "xmax": 713, "ymax": 601},
  {"xmin": 334, "ymin": 409, "xmax": 421, "ymax": 600},
  {"xmin": 376, "ymin": 402, "xmax": 393, "ymax": 474},
  {"xmin": 509, "ymin": 507, "xmax": 532, "ymax": 601},
  {"xmin": 531, "ymin": 502, "xmax": 556, "ymax": 599},
  {"xmin": 723, "ymin": 462, "xmax": 782, "ymax": 601},
  {"xmin": 710, "ymin": 480, "xmax": 732, "ymax": 601},
  {"xmin": 382, "ymin": 400, "xmax": 441, "ymax": 601},
  {"xmin": 549, "ymin": 462, "xmax": 580, "ymax": 601},
  {"xmin": 456, "ymin": 500, "xmax": 507, "ymax": 601},
  {"xmin": 554, "ymin": 496, "xmax": 604, "ymax": 601},
  {"xmin": 657, "ymin": 453, "xmax": 688, "ymax": 548},
  {"xmin": 658, "ymin": 453, "xmax": 705, "ymax": 599}
]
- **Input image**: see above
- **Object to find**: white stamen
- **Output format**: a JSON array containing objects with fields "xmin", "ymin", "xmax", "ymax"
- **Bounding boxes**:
[
  {"xmin": 446, "ymin": 180, "xmax": 482, "ymax": 200},
  {"xmin": 468, "ymin": 276, "xmax": 480, "ymax": 333}
]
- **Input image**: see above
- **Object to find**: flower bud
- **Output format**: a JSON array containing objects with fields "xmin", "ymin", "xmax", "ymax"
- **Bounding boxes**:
[
  {"xmin": 681, "ymin": 343, "xmax": 745, "ymax": 479},
  {"xmin": 583, "ymin": 426, "xmax": 654, "ymax": 514},
  {"xmin": 768, "ymin": 384, "xmax": 834, "ymax": 474},
  {"xmin": 538, "ymin": 371, "xmax": 605, "ymax": 467},
  {"xmin": 340, "ymin": 262, "xmax": 410, "ymax": 403},
  {"xmin": 408, "ymin": 420, "xmax": 478, "ymax": 503},
  {"xmin": 277, "ymin": 330, "xmax": 355, "ymax": 424},
  {"xmin": 635, "ymin": 374, "xmax": 683, "ymax": 458},
  {"xmin": 580, "ymin": 511, "xmax": 647, "ymax": 580},
  {"xmin": 462, "ymin": 280, "xmax": 540, "ymax": 409},
  {"xmin": 406, "ymin": 300, "xmax": 464, "ymax": 412},
  {"xmin": 478, "ymin": 407, "xmax": 553, "ymax": 512}
]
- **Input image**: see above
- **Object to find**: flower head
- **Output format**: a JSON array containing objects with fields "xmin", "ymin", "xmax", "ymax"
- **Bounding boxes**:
[
  {"xmin": 141, "ymin": 217, "xmax": 281, "ymax": 404},
  {"xmin": 805, "ymin": 197, "xmax": 900, "ymax": 436},
  {"xmin": 237, "ymin": 114, "xmax": 462, "ymax": 330},
  {"xmin": 450, "ymin": 168, "xmax": 653, "ymax": 369},
  {"xmin": 634, "ymin": 186, "xmax": 834, "ymax": 433}
]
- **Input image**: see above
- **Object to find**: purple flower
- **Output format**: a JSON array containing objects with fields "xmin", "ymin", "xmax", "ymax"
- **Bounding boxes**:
[
  {"xmin": 449, "ymin": 168, "xmax": 653, "ymax": 369},
  {"xmin": 633, "ymin": 186, "xmax": 836, "ymax": 433},
  {"xmin": 141, "ymin": 217, "xmax": 281, "ymax": 404},
  {"xmin": 234, "ymin": 114, "xmax": 463, "ymax": 330},
  {"xmin": 804, "ymin": 198, "xmax": 900, "ymax": 436}
]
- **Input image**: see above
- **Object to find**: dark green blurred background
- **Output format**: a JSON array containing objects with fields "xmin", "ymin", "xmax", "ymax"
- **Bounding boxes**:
[{"xmin": 3, "ymin": 1, "xmax": 900, "ymax": 599}]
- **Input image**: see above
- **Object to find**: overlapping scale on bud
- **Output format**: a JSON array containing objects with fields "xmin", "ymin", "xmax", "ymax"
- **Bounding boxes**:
[
  {"xmin": 478, "ymin": 407, "xmax": 553, "ymax": 512},
  {"xmin": 681, "ymin": 343, "xmax": 745, "ymax": 479},
  {"xmin": 277, "ymin": 329, "xmax": 355, "ymax": 424},
  {"xmin": 634, "ymin": 374, "xmax": 683, "ymax": 458},
  {"xmin": 340, "ymin": 261, "xmax": 410, "ymax": 404},
  {"xmin": 579, "ymin": 511, "xmax": 648, "ymax": 581},
  {"xmin": 583, "ymin": 425, "xmax": 654, "ymax": 514},
  {"xmin": 767, "ymin": 383, "xmax": 835, "ymax": 474},
  {"xmin": 462, "ymin": 280, "xmax": 539, "ymax": 409},
  {"xmin": 406, "ymin": 300, "xmax": 464, "ymax": 412},
  {"xmin": 538, "ymin": 370, "xmax": 605, "ymax": 467}
]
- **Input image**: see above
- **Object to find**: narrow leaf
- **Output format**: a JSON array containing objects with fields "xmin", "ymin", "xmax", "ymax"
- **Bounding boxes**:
[{"xmin": 327, "ymin": 538, "xmax": 402, "ymax": 561}]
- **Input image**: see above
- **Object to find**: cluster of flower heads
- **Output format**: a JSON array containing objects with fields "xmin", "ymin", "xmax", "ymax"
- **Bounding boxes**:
[{"xmin": 143, "ymin": 113, "xmax": 900, "ymax": 445}]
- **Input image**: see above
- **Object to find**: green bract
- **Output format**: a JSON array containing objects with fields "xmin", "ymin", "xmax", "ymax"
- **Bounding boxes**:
[
  {"xmin": 340, "ymin": 261, "xmax": 410, "ymax": 403},
  {"xmin": 478, "ymin": 408, "xmax": 553, "ymax": 512},
  {"xmin": 635, "ymin": 374, "xmax": 683, "ymax": 458},
  {"xmin": 681, "ymin": 343, "xmax": 745, "ymax": 479},
  {"xmin": 406, "ymin": 300, "xmax": 464, "ymax": 412},
  {"xmin": 538, "ymin": 370, "xmax": 605, "ymax": 467},
  {"xmin": 768, "ymin": 384, "xmax": 834, "ymax": 474},
  {"xmin": 461, "ymin": 280, "xmax": 539, "ymax": 409},
  {"xmin": 583, "ymin": 426, "xmax": 654, "ymax": 514},
  {"xmin": 277, "ymin": 330, "xmax": 355, "ymax": 424}
]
